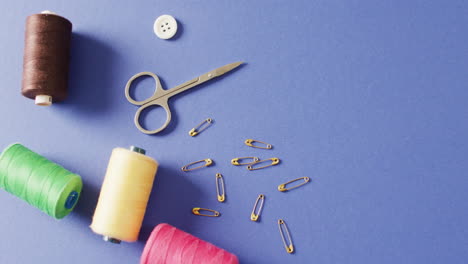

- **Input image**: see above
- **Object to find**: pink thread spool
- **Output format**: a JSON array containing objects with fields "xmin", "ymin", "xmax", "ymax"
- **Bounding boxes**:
[{"xmin": 141, "ymin": 223, "xmax": 239, "ymax": 264}]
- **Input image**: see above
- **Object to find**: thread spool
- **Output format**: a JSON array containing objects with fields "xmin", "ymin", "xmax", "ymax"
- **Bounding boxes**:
[
  {"xmin": 141, "ymin": 223, "xmax": 239, "ymax": 264},
  {"xmin": 90, "ymin": 146, "xmax": 158, "ymax": 243},
  {"xmin": 0, "ymin": 143, "xmax": 82, "ymax": 219},
  {"xmin": 22, "ymin": 11, "xmax": 72, "ymax": 106}
]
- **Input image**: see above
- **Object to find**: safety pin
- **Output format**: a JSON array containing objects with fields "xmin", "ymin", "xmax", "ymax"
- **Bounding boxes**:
[
  {"xmin": 278, "ymin": 219, "xmax": 294, "ymax": 254},
  {"xmin": 192, "ymin": 207, "xmax": 220, "ymax": 217},
  {"xmin": 247, "ymin": 158, "xmax": 280, "ymax": 171},
  {"xmin": 231, "ymin": 157, "xmax": 260, "ymax": 166},
  {"xmin": 215, "ymin": 173, "xmax": 225, "ymax": 202},
  {"xmin": 250, "ymin": 194, "xmax": 265, "ymax": 222},
  {"xmin": 244, "ymin": 139, "xmax": 273, "ymax": 150},
  {"xmin": 181, "ymin": 158, "xmax": 213, "ymax": 172},
  {"xmin": 278, "ymin": 177, "xmax": 310, "ymax": 192},
  {"xmin": 189, "ymin": 118, "xmax": 213, "ymax": 137}
]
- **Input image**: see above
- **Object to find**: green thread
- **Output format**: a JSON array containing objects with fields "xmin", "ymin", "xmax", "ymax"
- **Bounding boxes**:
[{"xmin": 0, "ymin": 143, "xmax": 82, "ymax": 219}]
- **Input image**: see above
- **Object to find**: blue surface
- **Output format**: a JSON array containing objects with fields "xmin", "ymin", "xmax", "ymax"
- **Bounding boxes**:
[{"xmin": 0, "ymin": 1, "xmax": 467, "ymax": 263}]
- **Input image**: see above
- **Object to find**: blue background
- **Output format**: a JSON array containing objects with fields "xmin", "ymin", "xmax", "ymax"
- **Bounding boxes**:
[{"xmin": 0, "ymin": 1, "xmax": 467, "ymax": 263}]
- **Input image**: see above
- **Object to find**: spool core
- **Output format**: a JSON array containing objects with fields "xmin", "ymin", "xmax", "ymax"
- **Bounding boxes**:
[
  {"xmin": 64, "ymin": 191, "xmax": 79, "ymax": 209},
  {"xmin": 41, "ymin": 10, "xmax": 57, "ymax": 15},
  {"xmin": 103, "ymin": 236, "xmax": 122, "ymax": 244},
  {"xmin": 130, "ymin": 146, "xmax": 146, "ymax": 155},
  {"xmin": 35, "ymin": 95, "xmax": 52, "ymax": 106},
  {"xmin": 102, "ymin": 145, "xmax": 147, "ymax": 244}
]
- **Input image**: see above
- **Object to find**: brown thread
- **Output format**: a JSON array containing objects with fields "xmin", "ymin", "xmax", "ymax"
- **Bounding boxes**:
[{"xmin": 21, "ymin": 13, "xmax": 72, "ymax": 105}]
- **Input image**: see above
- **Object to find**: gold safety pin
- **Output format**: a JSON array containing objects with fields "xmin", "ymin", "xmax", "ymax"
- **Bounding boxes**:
[
  {"xmin": 278, "ymin": 219, "xmax": 294, "ymax": 254},
  {"xmin": 278, "ymin": 177, "xmax": 310, "ymax": 192},
  {"xmin": 215, "ymin": 173, "xmax": 225, "ymax": 202},
  {"xmin": 247, "ymin": 158, "xmax": 280, "ymax": 171},
  {"xmin": 231, "ymin": 157, "xmax": 260, "ymax": 166},
  {"xmin": 251, "ymin": 194, "xmax": 265, "ymax": 222},
  {"xmin": 192, "ymin": 207, "xmax": 220, "ymax": 217},
  {"xmin": 181, "ymin": 158, "xmax": 213, "ymax": 172},
  {"xmin": 244, "ymin": 139, "xmax": 273, "ymax": 150},
  {"xmin": 189, "ymin": 118, "xmax": 213, "ymax": 137}
]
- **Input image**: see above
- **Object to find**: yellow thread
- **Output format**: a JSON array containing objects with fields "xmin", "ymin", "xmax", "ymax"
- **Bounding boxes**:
[{"xmin": 90, "ymin": 147, "xmax": 158, "ymax": 243}]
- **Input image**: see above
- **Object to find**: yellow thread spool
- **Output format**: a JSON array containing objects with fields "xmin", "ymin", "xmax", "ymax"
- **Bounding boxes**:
[{"xmin": 90, "ymin": 146, "xmax": 158, "ymax": 243}]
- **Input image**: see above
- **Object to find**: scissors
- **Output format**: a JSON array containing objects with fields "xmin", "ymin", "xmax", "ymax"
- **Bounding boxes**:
[{"xmin": 125, "ymin": 62, "xmax": 243, "ymax": 134}]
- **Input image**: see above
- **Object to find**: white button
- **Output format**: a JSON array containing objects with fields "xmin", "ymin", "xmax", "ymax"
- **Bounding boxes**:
[{"xmin": 153, "ymin": 15, "xmax": 178, "ymax": 39}]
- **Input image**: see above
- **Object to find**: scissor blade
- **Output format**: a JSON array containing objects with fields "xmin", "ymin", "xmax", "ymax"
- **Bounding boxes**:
[
  {"xmin": 165, "ymin": 61, "xmax": 244, "ymax": 99},
  {"xmin": 213, "ymin": 61, "xmax": 244, "ymax": 77}
]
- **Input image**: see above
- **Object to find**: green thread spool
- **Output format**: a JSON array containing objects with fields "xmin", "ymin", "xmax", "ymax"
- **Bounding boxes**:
[{"xmin": 0, "ymin": 143, "xmax": 82, "ymax": 219}]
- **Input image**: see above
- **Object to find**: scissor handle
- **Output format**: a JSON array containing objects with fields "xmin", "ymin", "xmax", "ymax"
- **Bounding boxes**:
[
  {"xmin": 134, "ymin": 100, "xmax": 172, "ymax": 134},
  {"xmin": 125, "ymin": 72, "xmax": 163, "ymax": 105}
]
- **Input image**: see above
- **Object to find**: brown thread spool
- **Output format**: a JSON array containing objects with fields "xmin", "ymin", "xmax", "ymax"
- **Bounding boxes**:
[{"xmin": 22, "ymin": 11, "xmax": 72, "ymax": 106}]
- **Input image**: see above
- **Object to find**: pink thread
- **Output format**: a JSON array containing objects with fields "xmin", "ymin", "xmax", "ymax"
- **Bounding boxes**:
[{"xmin": 141, "ymin": 223, "xmax": 239, "ymax": 264}]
